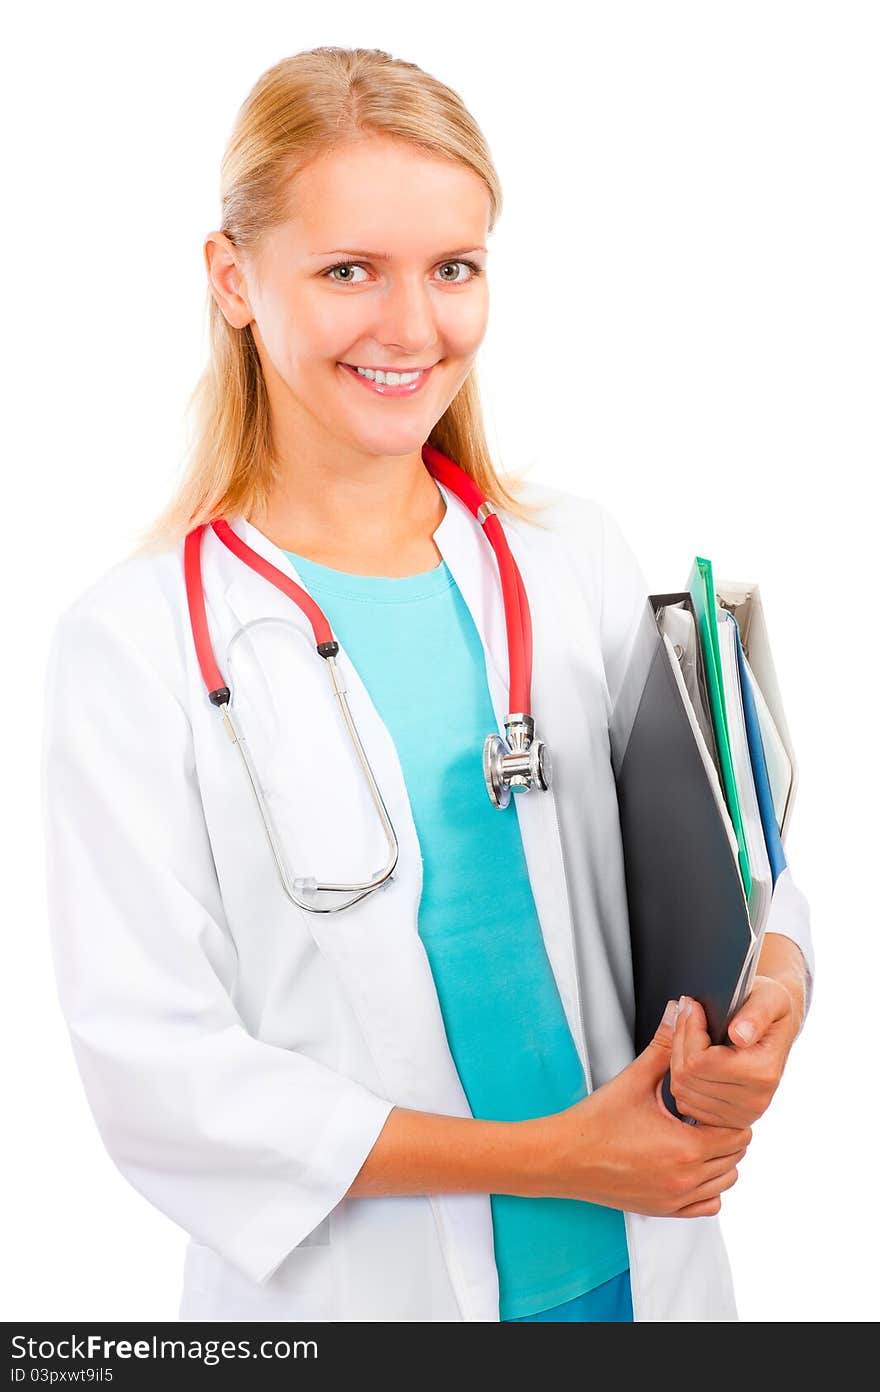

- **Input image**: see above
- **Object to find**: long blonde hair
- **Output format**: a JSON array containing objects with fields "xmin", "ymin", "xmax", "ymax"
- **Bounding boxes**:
[{"xmin": 133, "ymin": 46, "xmax": 551, "ymax": 556}]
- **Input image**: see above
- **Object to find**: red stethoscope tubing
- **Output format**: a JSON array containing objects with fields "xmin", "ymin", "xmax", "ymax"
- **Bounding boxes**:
[
  {"xmin": 183, "ymin": 442, "xmax": 533, "ymax": 716},
  {"xmin": 421, "ymin": 443, "xmax": 532, "ymax": 716}
]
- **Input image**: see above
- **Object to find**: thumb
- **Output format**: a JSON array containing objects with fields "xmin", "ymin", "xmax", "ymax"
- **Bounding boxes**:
[
  {"xmin": 636, "ymin": 999, "xmax": 679, "ymax": 1080},
  {"xmin": 728, "ymin": 977, "xmax": 789, "ymax": 1048}
]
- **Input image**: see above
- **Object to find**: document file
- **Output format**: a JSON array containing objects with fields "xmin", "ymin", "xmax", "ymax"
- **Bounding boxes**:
[{"xmin": 610, "ymin": 564, "xmax": 798, "ymax": 1121}]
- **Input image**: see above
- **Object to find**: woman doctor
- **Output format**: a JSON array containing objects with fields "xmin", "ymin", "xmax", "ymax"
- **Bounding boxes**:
[{"xmin": 41, "ymin": 47, "xmax": 815, "ymax": 1324}]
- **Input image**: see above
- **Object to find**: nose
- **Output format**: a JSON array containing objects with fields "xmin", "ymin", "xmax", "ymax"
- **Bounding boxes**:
[{"xmin": 373, "ymin": 273, "xmax": 438, "ymax": 358}]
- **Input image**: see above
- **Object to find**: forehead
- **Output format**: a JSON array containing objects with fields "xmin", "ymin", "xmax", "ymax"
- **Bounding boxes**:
[{"xmin": 279, "ymin": 137, "xmax": 491, "ymax": 255}]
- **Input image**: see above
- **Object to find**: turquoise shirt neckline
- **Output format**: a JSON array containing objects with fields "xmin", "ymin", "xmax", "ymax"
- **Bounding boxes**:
[{"xmin": 283, "ymin": 549, "xmax": 454, "ymax": 604}]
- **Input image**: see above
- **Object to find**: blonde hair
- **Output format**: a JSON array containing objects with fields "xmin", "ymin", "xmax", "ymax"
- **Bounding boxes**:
[{"xmin": 133, "ymin": 46, "xmax": 552, "ymax": 556}]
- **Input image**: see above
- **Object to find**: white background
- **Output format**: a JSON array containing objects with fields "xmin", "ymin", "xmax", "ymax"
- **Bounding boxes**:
[{"xmin": 6, "ymin": 1, "xmax": 877, "ymax": 1322}]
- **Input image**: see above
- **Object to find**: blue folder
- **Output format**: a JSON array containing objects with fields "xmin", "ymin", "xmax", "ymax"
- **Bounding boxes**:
[{"xmin": 730, "ymin": 613, "xmax": 787, "ymax": 888}]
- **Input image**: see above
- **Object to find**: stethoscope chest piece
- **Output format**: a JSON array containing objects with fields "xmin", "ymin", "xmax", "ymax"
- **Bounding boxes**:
[{"xmin": 483, "ymin": 713, "xmax": 553, "ymax": 810}]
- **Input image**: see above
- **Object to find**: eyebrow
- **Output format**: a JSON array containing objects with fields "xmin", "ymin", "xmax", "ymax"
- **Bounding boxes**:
[{"xmin": 315, "ymin": 246, "xmax": 488, "ymax": 261}]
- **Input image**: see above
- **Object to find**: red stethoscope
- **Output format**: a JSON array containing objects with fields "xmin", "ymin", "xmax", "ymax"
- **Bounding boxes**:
[{"xmin": 183, "ymin": 442, "xmax": 551, "ymax": 912}]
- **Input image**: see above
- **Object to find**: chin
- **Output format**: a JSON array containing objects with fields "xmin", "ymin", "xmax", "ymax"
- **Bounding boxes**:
[{"xmin": 346, "ymin": 423, "xmax": 436, "ymax": 456}]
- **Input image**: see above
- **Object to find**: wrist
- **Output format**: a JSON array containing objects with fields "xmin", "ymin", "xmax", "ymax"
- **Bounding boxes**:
[
  {"xmin": 508, "ymin": 1113, "xmax": 555, "ymax": 1198},
  {"xmin": 512, "ymin": 1101, "xmax": 595, "ymax": 1202}
]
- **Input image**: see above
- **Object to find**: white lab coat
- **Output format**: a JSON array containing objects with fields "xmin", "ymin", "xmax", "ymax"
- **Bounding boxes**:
[{"xmin": 41, "ymin": 475, "xmax": 815, "ymax": 1322}]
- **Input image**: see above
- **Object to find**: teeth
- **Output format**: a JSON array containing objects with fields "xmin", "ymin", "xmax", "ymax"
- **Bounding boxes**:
[{"xmin": 355, "ymin": 366, "xmax": 424, "ymax": 385}]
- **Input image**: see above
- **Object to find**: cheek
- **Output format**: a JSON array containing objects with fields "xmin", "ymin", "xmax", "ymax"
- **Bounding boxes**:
[
  {"xmin": 252, "ymin": 301, "xmax": 303, "ymax": 380},
  {"xmin": 440, "ymin": 292, "xmax": 489, "ymax": 355},
  {"xmin": 307, "ymin": 305, "xmax": 363, "ymax": 360},
  {"xmin": 253, "ymin": 285, "xmax": 341, "ymax": 378}
]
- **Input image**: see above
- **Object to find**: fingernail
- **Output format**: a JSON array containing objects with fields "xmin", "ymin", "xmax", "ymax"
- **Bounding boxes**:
[
  {"xmin": 735, "ymin": 1019, "xmax": 756, "ymax": 1043},
  {"xmin": 678, "ymin": 994, "xmax": 692, "ymax": 1019},
  {"xmin": 662, "ymin": 999, "xmax": 679, "ymax": 1027}
]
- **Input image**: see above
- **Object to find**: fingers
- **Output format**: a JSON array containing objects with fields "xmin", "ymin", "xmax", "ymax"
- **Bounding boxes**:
[
  {"xmin": 678, "ymin": 1071, "xmax": 744, "ymax": 1097},
  {"xmin": 688, "ymin": 1099, "xmax": 744, "ymax": 1127},
  {"xmin": 673, "ymin": 1165, "xmax": 740, "ymax": 1217},
  {"xmin": 674, "ymin": 1078, "xmax": 748, "ymax": 1127},
  {"xmin": 701, "ymin": 1147, "xmax": 748, "ymax": 1181},
  {"xmin": 672, "ymin": 996, "xmax": 773, "ymax": 1091},
  {"xmin": 697, "ymin": 1124, "xmax": 752, "ymax": 1161},
  {"xmin": 671, "ymin": 997, "xmax": 712, "ymax": 1087},
  {"xmin": 642, "ymin": 1000, "xmax": 678, "ymax": 1083},
  {"xmin": 692, "ymin": 1165, "xmax": 740, "ymax": 1204},
  {"xmin": 674, "ymin": 1196, "xmax": 722, "ymax": 1218},
  {"xmin": 671, "ymin": 996, "xmax": 718, "ymax": 1102}
]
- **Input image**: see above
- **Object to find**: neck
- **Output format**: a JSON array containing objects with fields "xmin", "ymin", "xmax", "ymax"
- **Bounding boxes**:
[{"xmin": 247, "ymin": 445, "xmax": 448, "ymax": 571}]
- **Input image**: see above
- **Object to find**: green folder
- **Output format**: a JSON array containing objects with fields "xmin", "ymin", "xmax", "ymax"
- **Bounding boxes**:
[{"xmin": 687, "ymin": 556, "xmax": 752, "ymax": 901}]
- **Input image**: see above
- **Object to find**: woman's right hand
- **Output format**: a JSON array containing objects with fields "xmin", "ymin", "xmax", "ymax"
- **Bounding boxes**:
[{"xmin": 531, "ymin": 1001, "xmax": 752, "ymax": 1218}]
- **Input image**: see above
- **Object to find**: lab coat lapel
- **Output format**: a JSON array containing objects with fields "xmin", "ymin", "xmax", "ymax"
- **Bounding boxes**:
[{"xmin": 435, "ymin": 486, "xmax": 589, "ymax": 1081}]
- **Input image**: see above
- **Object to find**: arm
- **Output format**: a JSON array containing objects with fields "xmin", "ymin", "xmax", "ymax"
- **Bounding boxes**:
[{"xmin": 348, "ymin": 1007, "xmax": 752, "ymax": 1221}]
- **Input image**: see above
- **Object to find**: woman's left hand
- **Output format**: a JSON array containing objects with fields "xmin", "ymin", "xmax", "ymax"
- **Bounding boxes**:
[{"xmin": 669, "ymin": 977, "xmax": 802, "ymax": 1128}]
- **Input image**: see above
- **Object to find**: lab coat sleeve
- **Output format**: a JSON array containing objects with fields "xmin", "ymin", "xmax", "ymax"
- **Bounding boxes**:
[
  {"xmin": 41, "ymin": 598, "xmax": 396, "ymax": 1286},
  {"xmin": 595, "ymin": 501, "xmax": 815, "ymax": 1032}
]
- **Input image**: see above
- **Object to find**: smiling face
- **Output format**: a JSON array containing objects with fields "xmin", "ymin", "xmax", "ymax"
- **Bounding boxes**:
[{"xmin": 215, "ymin": 135, "xmax": 492, "ymax": 465}]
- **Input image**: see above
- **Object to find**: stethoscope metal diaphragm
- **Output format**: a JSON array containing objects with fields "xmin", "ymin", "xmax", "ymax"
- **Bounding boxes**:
[{"xmin": 483, "ymin": 713, "xmax": 552, "ymax": 809}]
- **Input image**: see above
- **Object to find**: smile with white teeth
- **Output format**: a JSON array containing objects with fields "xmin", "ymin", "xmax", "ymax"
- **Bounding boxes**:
[{"xmin": 353, "ymin": 366, "xmax": 425, "ymax": 385}]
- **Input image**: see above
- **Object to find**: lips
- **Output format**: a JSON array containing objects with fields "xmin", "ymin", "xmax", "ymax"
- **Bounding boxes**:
[
  {"xmin": 338, "ymin": 361, "xmax": 434, "ymax": 397},
  {"xmin": 342, "ymin": 364, "xmax": 432, "ymax": 373}
]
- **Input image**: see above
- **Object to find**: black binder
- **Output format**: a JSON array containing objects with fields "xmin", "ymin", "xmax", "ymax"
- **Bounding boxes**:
[{"xmin": 611, "ymin": 592, "xmax": 754, "ymax": 1122}]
